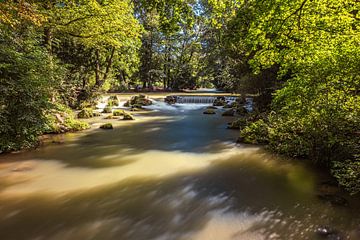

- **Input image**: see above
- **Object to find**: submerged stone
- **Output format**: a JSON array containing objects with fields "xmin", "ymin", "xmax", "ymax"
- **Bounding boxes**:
[
  {"xmin": 203, "ymin": 109, "xmax": 216, "ymax": 115},
  {"xmin": 100, "ymin": 123, "xmax": 113, "ymax": 129}
]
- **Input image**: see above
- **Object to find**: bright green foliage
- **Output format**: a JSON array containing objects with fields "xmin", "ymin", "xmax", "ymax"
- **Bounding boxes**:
[
  {"xmin": 240, "ymin": 119, "xmax": 269, "ymax": 144},
  {"xmin": 332, "ymin": 157, "xmax": 360, "ymax": 195},
  {"xmin": 44, "ymin": 104, "xmax": 89, "ymax": 133},
  {"xmin": 227, "ymin": 0, "xmax": 360, "ymax": 193},
  {"xmin": 0, "ymin": 25, "xmax": 53, "ymax": 152}
]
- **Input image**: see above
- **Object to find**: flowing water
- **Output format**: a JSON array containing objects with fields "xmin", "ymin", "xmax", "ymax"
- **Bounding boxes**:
[{"xmin": 0, "ymin": 99, "xmax": 359, "ymax": 240}]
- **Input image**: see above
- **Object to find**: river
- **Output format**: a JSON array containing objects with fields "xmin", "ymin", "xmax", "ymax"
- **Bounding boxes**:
[{"xmin": 0, "ymin": 98, "xmax": 359, "ymax": 240}]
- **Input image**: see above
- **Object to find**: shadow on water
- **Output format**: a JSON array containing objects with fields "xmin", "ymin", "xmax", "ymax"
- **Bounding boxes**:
[
  {"xmin": 0, "ymin": 153, "xmax": 359, "ymax": 240},
  {"xmin": 3, "ymin": 106, "xmax": 239, "ymax": 169}
]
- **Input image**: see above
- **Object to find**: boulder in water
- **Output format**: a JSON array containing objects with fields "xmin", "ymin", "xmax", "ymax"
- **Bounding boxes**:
[
  {"xmin": 107, "ymin": 95, "xmax": 119, "ymax": 107},
  {"xmin": 222, "ymin": 109, "xmax": 235, "ymax": 117},
  {"xmin": 206, "ymin": 106, "xmax": 218, "ymax": 110},
  {"xmin": 223, "ymin": 101, "xmax": 239, "ymax": 109},
  {"xmin": 102, "ymin": 107, "xmax": 112, "ymax": 113},
  {"xmin": 204, "ymin": 109, "xmax": 216, "ymax": 115},
  {"xmin": 78, "ymin": 108, "xmax": 93, "ymax": 119},
  {"xmin": 165, "ymin": 96, "xmax": 177, "ymax": 104},
  {"xmin": 213, "ymin": 96, "xmax": 226, "ymax": 106},
  {"xmin": 113, "ymin": 110, "xmax": 125, "ymax": 116},
  {"xmin": 100, "ymin": 123, "xmax": 113, "ymax": 129},
  {"xmin": 123, "ymin": 113, "xmax": 135, "ymax": 120},
  {"xmin": 125, "ymin": 94, "xmax": 152, "ymax": 107}
]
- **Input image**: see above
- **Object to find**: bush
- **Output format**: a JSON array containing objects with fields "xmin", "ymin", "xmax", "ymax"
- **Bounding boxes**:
[
  {"xmin": 77, "ymin": 108, "xmax": 94, "ymax": 119},
  {"xmin": 332, "ymin": 156, "xmax": 360, "ymax": 195},
  {"xmin": 240, "ymin": 119, "xmax": 269, "ymax": 144},
  {"xmin": 43, "ymin": 104, "xmax": 89, "ymax": 134},
  {"xmin": 0, "ymin": 26, "xmax": 54, "ymax": 152}
]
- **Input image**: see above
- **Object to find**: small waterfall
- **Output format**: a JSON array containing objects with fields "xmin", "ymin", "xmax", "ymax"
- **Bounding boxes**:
[{"xmin": 175, "ymin": 96, "xmax": 238, "ymax": 104}]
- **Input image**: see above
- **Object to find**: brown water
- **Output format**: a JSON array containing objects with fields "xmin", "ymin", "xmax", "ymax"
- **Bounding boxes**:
[{"xmin": 0, "ymin": 100, "xmax": 359, "ymax": 240}]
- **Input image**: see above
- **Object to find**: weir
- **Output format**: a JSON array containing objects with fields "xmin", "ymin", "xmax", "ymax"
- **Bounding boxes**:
[{"xmin": 173, "ymin": 95, "xmax": 238, "ymax": 104}]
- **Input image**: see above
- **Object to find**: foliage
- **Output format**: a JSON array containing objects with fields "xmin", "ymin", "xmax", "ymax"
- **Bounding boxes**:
[
  {"xmin": 240, "ymin": 119, "xmax": 269, "ymax": 144},
  {"xmin": 0, "ymin": 23, "xmax": 53, "ymax": 152},
  {"xmin": 332, "ymin": 157, "xmax": 360, "ymax": 195},
  {"xmin": 77, "ymin": 108, "xmax": 94, "ymax": 119},
  {"xmin": 44, "ymin": 103, "xmax": 89, "ymax": 133}
]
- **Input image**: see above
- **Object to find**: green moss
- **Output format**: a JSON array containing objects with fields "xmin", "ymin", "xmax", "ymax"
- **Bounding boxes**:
[
  {"xmin": 102, "ymin": 107, "xmax": 112, "ymax": 113},
  {"xmin": 65, "ymin": 118, "xmax": 90, "ymax": 131},
  {"xmin": 124, "ymin": 95, "xmax": 152, "ymax": 107},
  {"xmin": 77, "ymin": 108, "xmax": 93, "ymax": 119},
  {"xmin": 203, "ymin": 109, "xmax": 216, "ymax": 114},
  {"xmin": 113, "ymin": 110, "xmax": 125, "ymax": 116},
  {"xmin": 44, "ymin": 104, "xmax": 90, "ymax": 134},
  {"xmin": 123, "ymin": 113, "xmax": 135, "ymax": 120},
  {"xmin": 107, "ymin": 96, "xmax": 120, "ymax": 107}
]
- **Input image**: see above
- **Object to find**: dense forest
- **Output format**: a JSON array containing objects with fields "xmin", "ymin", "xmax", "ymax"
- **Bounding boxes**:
[{"xmin": 0, "ymin": 0, "xmax": 359, "ymax": 194}]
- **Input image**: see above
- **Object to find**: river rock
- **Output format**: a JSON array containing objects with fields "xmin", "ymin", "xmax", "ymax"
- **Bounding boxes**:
[
  {"xmin": 107, "ymin": 95, "xmax": 119, "ymax": 107},
  {"xmin": 124, "ymin": 94, "xmax": 152, "ymax": 107},
  {"xmin": 78, "ymin": 108, "xmax": 93, "ymax": 119},
  {"xmin": 213, "ymin": 97, "xmax": 226, "ymax": 106},
  {"xmin": 102, "ymin": 107, "xmax": 112, "ymax": 113},
  {"xmin": 203, "ymin": 109, "xmax": 216, "ymax": 115},
  {"xmin": 100, "ymin": 123, "xmax": 113, "ymax": 129},
  {"xmin": 113, "ymin": 110, "xmax": 125, "ymax": 116},
  {"xmin": 206, "ymin": 106, "xmax": 218, "ymax": 110},
  {"xmin": 123, "ymin": 113, "xmax": 135, "ymax": 120},
  {"xmin": 224, "ymin": 101, "xmax": 239, "ymax": 109},
  {"xmin": 165, "ymin": 96, "xmax": 177, "ymax": 104},
  {"xmin": 222, "ymin": 109, "xmax": 235, "ymax": 117}
]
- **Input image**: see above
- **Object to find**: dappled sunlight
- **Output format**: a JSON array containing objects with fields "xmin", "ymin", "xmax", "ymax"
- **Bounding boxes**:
[{"xmin": 0, "ymin": 147, "xmax": 260, "ymax": 195}]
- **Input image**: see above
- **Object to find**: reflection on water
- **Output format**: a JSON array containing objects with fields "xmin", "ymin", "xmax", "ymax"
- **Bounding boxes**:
[{"xmin": 0, "ymin": 101, "xmax": 359, "ymax": 240}]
